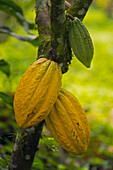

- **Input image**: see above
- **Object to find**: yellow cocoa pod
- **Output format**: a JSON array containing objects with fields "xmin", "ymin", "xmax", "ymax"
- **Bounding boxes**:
[
  {"xmin": 14, "ymin": 58, "xmax": 62, "ymax": 128},
  {"xmin": 45, "ymin": 88, "xmax": 90, "ymax": 155}
]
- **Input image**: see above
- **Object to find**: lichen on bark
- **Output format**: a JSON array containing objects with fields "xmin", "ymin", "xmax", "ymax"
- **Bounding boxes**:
[
  {"xmin": 35, "ymin": 0, "xmax": 51, "ymax": 57},
  {"xmin": 8, "ymin": 121, "xmax": 44, "ymax": 170},
  {"xmin": 51, "ymin": 0, "xmax": 72, "ymax": 73}
]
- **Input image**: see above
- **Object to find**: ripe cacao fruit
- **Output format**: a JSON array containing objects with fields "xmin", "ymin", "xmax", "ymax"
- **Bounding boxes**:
[
  {"xmin": 69, "ymin": 17, "xmax": 94, "ymax": 68},
  {"xmin": 45, "ymin": 88, "xmax": 90, "ymax": 155},
  {"xmin": 14, "ymin": 58, "xmax": 62, "ymax": 128}
]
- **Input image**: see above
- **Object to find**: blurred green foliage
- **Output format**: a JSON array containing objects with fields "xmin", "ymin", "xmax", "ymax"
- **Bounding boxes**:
[{"xmin": 0, "ymin": 0, "xmax": 113, "ymax": 169}]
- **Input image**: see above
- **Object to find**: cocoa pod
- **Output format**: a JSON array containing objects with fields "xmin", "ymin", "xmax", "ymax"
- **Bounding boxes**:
[
  {"xmin": 69, "ymin": 17, "xmax": 94, "ymax": 68},
  {"xmin": 14, "ymin": 58, "xmax": 62, "ymax": 128},
  {"xmin": 45, "ymin": 88, "xmax": 90, "ymax": 155}
]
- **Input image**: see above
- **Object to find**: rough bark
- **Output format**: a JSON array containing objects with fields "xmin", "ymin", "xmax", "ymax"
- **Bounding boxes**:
[
  {"xmin": 51, "ymin": 0, "xmax": 66, "ymax": 51},
  {"xmin": 51, "ymin": 0, "xmax": 72, "ymax": 73},
  {"xmin": 67, "ymin": 0, "xmax": 93, "ymax": 21},
  {"xmin": 8, "ymin": 121, "xmax": 44, "ymax": 170},
  {"xmin": 35, "ymin": 0, "xmax": 51, "ymax": 57}
]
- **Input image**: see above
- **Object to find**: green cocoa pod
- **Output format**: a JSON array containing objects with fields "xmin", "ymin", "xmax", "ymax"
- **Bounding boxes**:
[{"xmin": 69, "ymin": 17, "xmax": 94, "ymax": 68}]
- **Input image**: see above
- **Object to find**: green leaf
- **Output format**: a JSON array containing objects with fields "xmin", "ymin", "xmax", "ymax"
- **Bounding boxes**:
[
  {"xmin": 0, "ymin": 59, "xmax": 10, "ymax": 76},
  {"xmin": 33, "ymin": 158, "xmax": 44, "ymax": 170},
  {"xmin": 0, "ymin": 159, "xmax": 8, "ymax": 169},
  {"xmin": 0, "ymin": 0, "xmax": 34, "ymax": 32},
  {"xmin": 0, "ymin": 27, "xmax": 39, "ymax": 47},
  {"xmin": 0, "ymin": 92, "xmax": 13, "ymax": 107}
]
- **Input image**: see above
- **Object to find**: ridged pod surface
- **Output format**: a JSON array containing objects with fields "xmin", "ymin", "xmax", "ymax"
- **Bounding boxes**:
[
  {"xmin": 69, "ymin": 17, "xmax": 94, "ymax": 68},
  {"xmin": 14, "ymin": 58, "xmax": 62, "ymax": 128},
  {"xmin": 45, "ymin": 88, "xmax": 90, "ymax": 155}
]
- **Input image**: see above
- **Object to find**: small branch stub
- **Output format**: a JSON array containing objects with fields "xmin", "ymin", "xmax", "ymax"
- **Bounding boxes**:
[{"xmin": 65, "ymin": 1, "xmax": 71, "ymax": 7}]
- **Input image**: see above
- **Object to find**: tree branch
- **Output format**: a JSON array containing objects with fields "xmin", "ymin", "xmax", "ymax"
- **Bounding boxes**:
[
  {"xmin": 51, "ymin": 0, "xmax": 72, "ymax": 73},
  {"xmin": 8, "ymin": 121, "xmax": 44, "ymax": 170},
  {"xmin": 8, "ymin": 1, "xmax": 51, "ymax": 169},
  {"xmin": 35, "ymin": 0, "xmax": 51, "ymax": 57},
  {"xmin": 51, "ymin": 0, "xmax": 66, "ymax": 52},
  {"xmin": 50, "ymin": 0, "xmax": 93, "ymax": 73},
  {"xmin": 67, "ymin": 0, "xmax": 93, "ymax": 21}
]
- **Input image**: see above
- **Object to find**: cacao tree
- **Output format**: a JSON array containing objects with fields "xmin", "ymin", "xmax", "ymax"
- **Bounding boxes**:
[{"xmin": 0, "ymin": 0, "xmax": 94, "ymax": 169}]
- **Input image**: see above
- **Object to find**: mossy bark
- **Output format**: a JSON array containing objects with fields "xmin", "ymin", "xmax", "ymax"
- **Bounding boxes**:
[
  {"xmin": 35, "ymin": 0, "xmax": 51, "ymax": 57},
  {"xmin": 67, "ymin": 0, "xmax": 93, "ymax": 21},
  {"xmin": 8, "ymin": 122, "xmax": 44, "ymax": 170},
  {"xmin": 51, "ymin": 0, "xmax": 66, "ymax": 52},
  {"xmin": 50, "ymin": 0, "xmax": 72, "ymax": 73}
]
